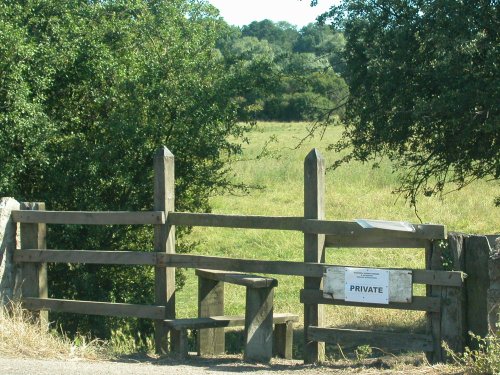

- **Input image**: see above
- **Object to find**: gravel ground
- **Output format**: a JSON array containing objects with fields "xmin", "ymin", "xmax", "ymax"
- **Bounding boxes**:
[{"xmin": 0, "ymin": 355, "xmax": 460, "ymax": 375}]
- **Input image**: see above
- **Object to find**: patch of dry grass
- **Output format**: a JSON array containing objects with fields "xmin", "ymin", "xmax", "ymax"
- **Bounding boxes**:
[{"xmin": 0, "ymin": 302, "xmax": 108, "ymax": 360}]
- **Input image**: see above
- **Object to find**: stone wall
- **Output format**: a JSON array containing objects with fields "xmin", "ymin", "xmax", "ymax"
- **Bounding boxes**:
[{"xmin": 0, "ymin": 197, "xmax": 20, "ymax": 306}]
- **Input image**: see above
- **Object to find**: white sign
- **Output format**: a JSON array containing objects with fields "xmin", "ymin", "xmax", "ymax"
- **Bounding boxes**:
[{"xmin": 344, "ymin": 267, "xmax": 389, "ymax": 304}]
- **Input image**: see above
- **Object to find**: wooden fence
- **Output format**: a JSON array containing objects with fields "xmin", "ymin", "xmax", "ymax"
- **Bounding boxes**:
[{"xmin": 10, "ymin": 146, "xmax": 468, "ymax": 363}]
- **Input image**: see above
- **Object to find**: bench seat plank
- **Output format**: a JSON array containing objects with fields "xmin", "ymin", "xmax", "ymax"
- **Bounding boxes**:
[{"xmin": 195, "ymin": 269, "xmax": 278, "ymax": 288}]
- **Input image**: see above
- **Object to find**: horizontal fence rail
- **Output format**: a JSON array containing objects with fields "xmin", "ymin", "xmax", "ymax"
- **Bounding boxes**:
[
  {"xmin": 23, "ymin": 297, "xmax": 166, "ymax": 319},
  {"xmin": 167, "ymin": 212, "xmax": 446, "ymax": 240},
  {"xmin": 307, "ymin": 327, "xmax": 434, "ymax": 352},
  {"xmin": 11, "ymin": 210, "xmax": 165, "ymax": 225},
  {"xmin": 300, "ymin": 290, "xmax": 441, "ymax": 312},
  {"xmin": 14, "ymin": 250, "xmax": 464, "ymax": 287}
]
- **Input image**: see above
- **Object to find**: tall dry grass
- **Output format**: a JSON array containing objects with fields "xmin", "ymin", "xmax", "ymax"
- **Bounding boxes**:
[{"xmin": 0, "ymin": 302, "xmax": 107, "ymax": 360}]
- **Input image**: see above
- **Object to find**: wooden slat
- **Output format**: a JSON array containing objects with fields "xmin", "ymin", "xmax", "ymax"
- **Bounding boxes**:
[
  {"xmin": 195, "ymin": 269, "xmax": 278, "ymax": 288},
  {"xmin": 22, "ymin": 297, "xmax": 166, "ymax": 319},
  {"xmin": 307, "ymin": 326, "xmax": 433, "ymax": 352},
  {"xmin": 160, "ymin": 254, "xmax": 463, "ymax": 287},
  {"xmin": 300, "ymin": 289, "xmax": 441, "ymax": 312},
  {"xmin": 14, "ymin": 250, "xmax": 157, "ymax": 265},
  {"xmin": 13, "ymin": 250, "xmax": 464, "ymax": 287},
  {"xmin": 325, "ymin": 235, "xmax": 429, "ymax": 248},
  {"xmin": 167, "ymin": 212, "xmax": 446, "ymax": 240},
  {"xmin": 165, "ymin": 313, "xmax": 299, "ymax": 330},
  {"xmin": 12, "ymin": 210, "xmax": 165, "ymax": 225},
  {"xmin": 309, "ymin": 221, "xmax": 445, "ymax": 240},
  {"xmin": 167, "ymin": 212, "xmax": 303, "ymax": 231}
]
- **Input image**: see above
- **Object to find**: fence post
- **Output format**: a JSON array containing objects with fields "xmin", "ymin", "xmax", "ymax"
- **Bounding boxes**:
[
  {"xmin": 440, "ymin": 233, "xmax": 467, "ymax": 358},
  {"xmin": 465, "ymin": 235, "xmax": 492, "ymax": 344},
  {"xmin": 19, "ymin": 202, "xmax": 47, "ymax": 327},
  {"xmin": 303, "ymin": 148, "xmax": 325, "ymax": 364},
  {"xmin": 154, "ymin": 147, "xmax": 176, "ymax": 354},
  {"xmin": 425, "ymin": 240, "xmax": 443, "ymax": 363},
  {"xmin": 0, "ymin": 197, "xmax": 21, "ymax": 307}
]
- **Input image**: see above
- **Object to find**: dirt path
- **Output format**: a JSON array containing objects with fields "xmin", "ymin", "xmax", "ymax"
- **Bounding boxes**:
[{"xmin": 0, "ymin": 355, "xmax": 459, "ymax": 375}]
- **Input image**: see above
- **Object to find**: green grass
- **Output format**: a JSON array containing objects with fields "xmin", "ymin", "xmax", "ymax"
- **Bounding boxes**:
[{"xmin": 176, "ymin": 121, "xmax": 499, "ymax": 339}]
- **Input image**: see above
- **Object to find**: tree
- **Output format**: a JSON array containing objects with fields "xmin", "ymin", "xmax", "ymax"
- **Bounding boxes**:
[
  {"xmin": 0, "ymin": 0, "xmax": 253, "ymax": 340},
  {"xmin": 318, "ymin": 0, "xmax": 499, "ymax": 206}
]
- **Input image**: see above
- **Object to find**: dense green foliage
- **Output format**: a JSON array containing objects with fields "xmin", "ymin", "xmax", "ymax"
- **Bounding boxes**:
[
  {"xmin": 318, "ymin": 0, "xmax": 499, "ymax": 204},
  {"xmin": 219, "ymin": 20, "xmax": 348, "ymax": 122},
  {"xmin": 0, "ymin": 0, "xmax": 254, "ymax": 340}
]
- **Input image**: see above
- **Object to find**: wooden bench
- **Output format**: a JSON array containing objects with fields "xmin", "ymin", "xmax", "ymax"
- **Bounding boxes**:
[
  {"xmin": 167, "ymin": 269, "xmax": 297, "ymax": 362},
  {"xmin": 165, "ymin": 313, "xmax": 298, "ymax": 360}
]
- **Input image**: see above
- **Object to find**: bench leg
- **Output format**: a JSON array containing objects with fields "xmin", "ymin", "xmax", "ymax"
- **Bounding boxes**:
[
  {"xmin": 244, "ymin": 286, "xmax": 274, "ymax": 363},
  {"xmin": 198, "ymin": 277, "xmax": 225, "ymax": 355},
  {"xmin": 274, "ymin": 321, "xmax": 294, "ymax": 359},
  {"xmin": 171, "ymin": 329, "xmax": 189, "ymax": 358}
]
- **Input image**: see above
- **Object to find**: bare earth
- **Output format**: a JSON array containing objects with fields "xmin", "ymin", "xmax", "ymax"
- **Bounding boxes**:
[{"xmin": 0, "ymin": 355, "xmax": 460, "ymax": 375}]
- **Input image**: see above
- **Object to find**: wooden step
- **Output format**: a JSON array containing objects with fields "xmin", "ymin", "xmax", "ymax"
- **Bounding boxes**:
[
  {"xmin": 164, "ymin": 313, "xmax": 298, "ymax": 330},
  {"xmin": 195, "ymin": 269, "xmax": 278, "ymax": 288}
]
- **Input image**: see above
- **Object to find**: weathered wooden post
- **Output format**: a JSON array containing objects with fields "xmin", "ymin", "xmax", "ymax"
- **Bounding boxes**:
[
  {"xmin": 303, "ymin": 149, "xmax": 325, "ymax": 363},
  {"xmin": 465, "ymin": 235, "xmax": 493, "ymax": 344},
  {"xmin": 244, "ymin": 284, "xmax": 275, "ymax": 362},
  {"xmin": 19, "ymin": 202, "xmax": 47, "ymax": 326},
  {"xmin": 425, "ymin": 240, "xmax": 443, "ymax": 363},
  {"xmin": 0, "ymin": 197, "xmax": 21, "ymax": 307},
  {"xmin": 488, "ymin": 237, "xmax": 499, "ymax": 333},
  {"xmin": 154, "ymin": 147, "xmax": 176, "ymax": 354},
  {"xmin": 198, "ymin": 276, "xmax": 225, "ymax": 355}
]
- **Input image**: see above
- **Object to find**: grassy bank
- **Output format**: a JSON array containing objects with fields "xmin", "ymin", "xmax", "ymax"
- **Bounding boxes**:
[{"xmin": 176, "ymin": 121, "xmax": 498, "ymax": 344}]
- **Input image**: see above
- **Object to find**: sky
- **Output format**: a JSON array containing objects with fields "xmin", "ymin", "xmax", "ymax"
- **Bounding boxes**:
[{"xmin": 206, "ymin": 0, "xmax": 335, "ymax": 28}]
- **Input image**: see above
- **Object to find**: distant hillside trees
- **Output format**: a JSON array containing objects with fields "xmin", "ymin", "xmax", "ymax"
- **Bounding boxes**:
[{"xmin": 218, "ymin": 20, "xmax": 348, "ymax": 122}]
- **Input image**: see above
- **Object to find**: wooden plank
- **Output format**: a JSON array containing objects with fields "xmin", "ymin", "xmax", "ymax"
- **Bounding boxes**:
[
  {"xmin": 313, "ymin": 221, "xmax": 445, "ymax": 240},
  {"xmin": 198, "ymin": 276, "xmax": 225, "ymax": 355},
  {"xmin": 22, "ymin": 297, "xmax": 166, "ymax": 319},
  {"xmin": 324, "ymin": 235, "xmax": 429, "ymax": 248},
  {"xmin": 195, "ymin": 269, "xmax": 277, "ymax": 288},
  {"xmin": 14, "ymin": 250, "xmax": 157, "ymax": 265},
  {"xmin": 307, "ymin": 327, "xmax": 433, "ymax": 352},
  {"xmin": 164, "ymin": 313, "xmax": 298, "ymax": 329},
  {"xmin": 167, "ymin": 212, "xmax": 302, "ymax": 231},
  {"xmin": 244, "ymin": 286, "xmax": 274, "ymax": 363},
  {"xmin": 159, "ymin": 253, "xmax": 463, "ymax": 287},
  {"xmin": 13, "ymin": 249, "xmax": 464, "ymax": 287},
  {"xmin": 300, "ymin": 289, "xmax": 441, "ymax": 312},
  {"xmin": 167, "ymin": 212, "xmax": 446, "ymax": 241},
  {"xmin": 153, "ymin": 146, "xmax": 176, "ymax": 354},
  {"xmin": 12, "ymin": 210, "xmax": 164, "ymax": 225},
  {"xmin": 19, "ymin": 202, "xmax": 47, "ymax": 328},
  {"xmin": 303, "ymin": 148, "xmax": 325, "ymax": 364}
]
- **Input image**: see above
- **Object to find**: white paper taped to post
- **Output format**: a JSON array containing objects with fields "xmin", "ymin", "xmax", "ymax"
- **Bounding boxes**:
[
  {"xmin": 323, "ymin": 266, "xmax": 413, "ymax": 304},
  {"xmin": 355, "ymin": 219, "xmax": 416, "ymax": 232}
]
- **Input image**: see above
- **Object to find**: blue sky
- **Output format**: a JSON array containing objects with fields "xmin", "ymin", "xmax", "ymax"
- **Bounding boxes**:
[{"xmin": 206, "ymin": 0, "xmax": 335, "ymax": 28}]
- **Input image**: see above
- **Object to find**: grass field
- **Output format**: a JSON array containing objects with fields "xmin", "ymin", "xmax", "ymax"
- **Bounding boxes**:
[{"xmin": 176, "ymin": 121, "xmax": 499, "ymax": 353}]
